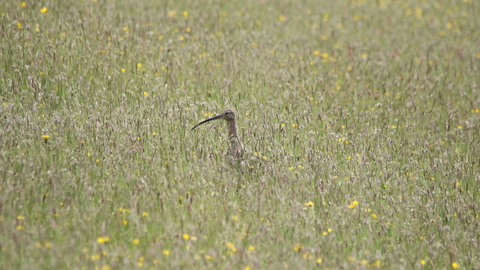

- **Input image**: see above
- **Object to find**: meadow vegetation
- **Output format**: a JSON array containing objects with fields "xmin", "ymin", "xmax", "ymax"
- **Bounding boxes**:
[{"xmin": 1, "ymin": 0, "xmax": 479, "ymax": 269}]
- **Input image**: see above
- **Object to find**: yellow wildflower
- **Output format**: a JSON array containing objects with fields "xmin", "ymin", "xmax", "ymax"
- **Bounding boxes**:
[
  {"xmin": 304, "ymin": 201, "xmax": 314, "ymax": 209},
  {"xmin": 349, "ymin": 200, "xmax": 359, "ymax": 208},
  {"xmin": 97, "ymin": 236, "xmax": 110, "ymax": 244},
  {"xmin": 293, "ymin": 244, "xmax": 303, "ymax": 252}
]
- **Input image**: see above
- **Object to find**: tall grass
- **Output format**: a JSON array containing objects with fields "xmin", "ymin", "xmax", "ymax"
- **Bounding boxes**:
[{"xmin": 1, "ymin": 0, "xmax": 479, "ymax": 269}]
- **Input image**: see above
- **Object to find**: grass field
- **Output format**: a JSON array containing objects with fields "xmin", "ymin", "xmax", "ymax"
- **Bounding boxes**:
[{"xmin": 1, "ymin": 0, "xmax": 480, "ymax": 269}]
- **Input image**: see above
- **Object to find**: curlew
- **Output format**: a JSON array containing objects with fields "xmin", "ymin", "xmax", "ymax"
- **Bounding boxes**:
[{"xmin": 191, "ymin": 109, "xmax": 244, "ymax": 158}]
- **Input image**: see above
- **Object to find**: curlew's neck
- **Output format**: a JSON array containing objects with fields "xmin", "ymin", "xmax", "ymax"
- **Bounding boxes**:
[
  {"xmin": 226, "ymin": 118, "xmax": 244, "ymax": 157},
  {"xmin": 227, "ymin": 119, "xmax": 238, "ymax": 141}
]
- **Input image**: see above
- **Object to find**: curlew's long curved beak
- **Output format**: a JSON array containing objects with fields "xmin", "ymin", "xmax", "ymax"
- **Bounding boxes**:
[{"xmin": 191, "ymin": 114, "xmax": 223, "ymax": 130}]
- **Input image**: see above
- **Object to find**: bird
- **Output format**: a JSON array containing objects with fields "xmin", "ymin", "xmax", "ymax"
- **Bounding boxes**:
[{"xmin": 191, "ymin": 109, "xmax": 244, "ymax": 159}]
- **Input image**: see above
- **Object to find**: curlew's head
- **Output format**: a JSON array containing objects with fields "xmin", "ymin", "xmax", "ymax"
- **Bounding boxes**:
[{"xmin": 191, "ymin": 109, "xmax": 236, "ymax": 130}]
